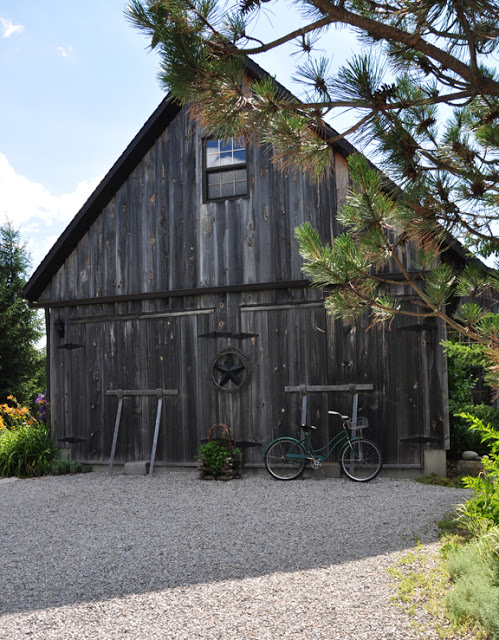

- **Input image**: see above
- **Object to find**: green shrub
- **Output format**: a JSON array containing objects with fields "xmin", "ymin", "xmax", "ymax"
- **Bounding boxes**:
[
  {"xmin": 199, "ymin": 441, "xmax": 230, "ymax": 478},
  {"xmin": 458, "ymin": 413, "xmax": 499, "ymax": 528},
  {"xmin": 47, "ymin": 457, "xmax": 92, "ymax": 475},
  {"xmin": 446, "ymin": 416, "xmax": 499, "ymax": 637},
  {"xmin": 0, "ymin": 422, "xmax": 56, "ymax": 478},
  {"xmin": 443, "ymin": 339, "xmax": 499, "ymax": 458},
  {"xmin": 416, "ymin": 474, "xmax": 466, "ymax": 488},
  {"xmin": 446, "ymin": 534, "xmax": 499, "ymax": 639},
  {"xmin": 198, "ymin": 441, "xmax": 242, "ymax": 479},
  {"xmin": 450, "ymin": 404, "xmax": 499, "ymax": 458}
]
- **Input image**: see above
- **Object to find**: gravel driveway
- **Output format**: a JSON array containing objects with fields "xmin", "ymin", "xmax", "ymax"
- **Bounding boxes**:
[{"xmin": 0, "ymin": 470, "xmax": 467, "ymax": 639}]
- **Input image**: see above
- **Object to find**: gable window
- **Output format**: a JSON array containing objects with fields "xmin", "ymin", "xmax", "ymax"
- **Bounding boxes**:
[{"xmin": 204, "ymin": 137, "xmax": 248, "ymax": 201}]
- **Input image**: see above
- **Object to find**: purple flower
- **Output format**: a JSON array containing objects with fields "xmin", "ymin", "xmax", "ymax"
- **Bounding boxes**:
[{"xmin": 35, "ymin": 391, "xmax": 47, "ymax": 423}]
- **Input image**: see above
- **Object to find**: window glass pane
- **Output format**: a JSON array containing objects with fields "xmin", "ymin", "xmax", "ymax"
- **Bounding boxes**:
[
  {"xmin": 220, "ymin": 170, "xmax": 235, "ymax": 185},
  {"xmin": 219, "ymin": 140, "xmax": 233, "ymax": 153},
  {"xmin": 206, "ymin": 139, "xmax": 220, "ymax": 167},
  {"xmin": 233, "ymin": 149, "xmax": 246, "ymax": 164},
  {"xmin": 206, "ymin": 156, "xmax": 219, "ymax": 168},
  {"xmin": 234, "ymin": 169, "xmax": 246, "ymax": 181},
  {"xmin": 207, "ymin": 172, "xmax": 220, "ymax": 186},
  {"xmin": 208, "ymin": 183, "xmax": 222, "ymax": 199},
  {"xmin": 206, "ymin": 153, "xmax": 220, "ymax": 168},
  {"xmin": 206, "ymin": 139, "xmax": 219, "ymax": 153},
  {"xmin": 235, "ymin": 181, "xmax": 247, "ymax": 195},
  {"xmin": 222, "ymin": 182, "xmax": 235, "ymax": 197},
  {"xmin": 219, "ymin": 151, "xmax": 234, "ymax": 166}
]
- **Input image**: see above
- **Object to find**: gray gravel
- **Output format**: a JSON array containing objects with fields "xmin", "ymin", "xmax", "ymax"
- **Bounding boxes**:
[{"xmin": 0, "ymin": 470, "xmax": 467, "ymax": 639}]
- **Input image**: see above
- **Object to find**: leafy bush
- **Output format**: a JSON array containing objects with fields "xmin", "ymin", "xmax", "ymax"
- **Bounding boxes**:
[
  {"xmin": 199, "ymin": 441, "xmax": 230, "ymax": 478},
  {"xmin": 446, "ymin": 530, "xmax": 499, "ymax": 639},
  {"xmin": 0, "ymin": 396, "xmax": 57, "ymax": 478},
  {"xmin": 198, "ymin": 441, "xmax": 242, "ymax": 479},
  {"xmin": 443, "ymin": 339, "xmax": 499, "ymax": 457},
  {"xmin": 444, "ymin": 415, "xmax": 499, "ymax": 637},
  {"xmin": 47, "ymin": 457, "xmax": 92, "ymax": 475},
  {"xmin": 457, "ymin": 414, "xmax": 499, "ymax": 528},
  {"xmin": 0, "ymin": 422, "xmax": 56, "ymax": 478}
]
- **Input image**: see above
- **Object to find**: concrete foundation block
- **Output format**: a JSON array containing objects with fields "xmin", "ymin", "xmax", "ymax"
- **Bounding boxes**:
[
  {"xmin": 322, "ymin": 462, "xmax": 341, "ymax": 478},
  {"xmin": 423, "ymin": 449, "xmax": 446, "ymax": 477},
  {"xmin": 124, "ymin": 460, "xmax": 150, "ymax": 475}
]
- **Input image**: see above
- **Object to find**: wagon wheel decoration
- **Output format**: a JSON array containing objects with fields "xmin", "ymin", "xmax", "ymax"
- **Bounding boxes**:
[{"xmin": 211, "ymin": 347, "xmax": 250, "ymax": 393}]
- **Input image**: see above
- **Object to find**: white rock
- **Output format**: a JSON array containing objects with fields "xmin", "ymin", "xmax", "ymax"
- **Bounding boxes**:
[{"xmin": 462, "ymin": 450, "xmax": 479, "ymax": 460}]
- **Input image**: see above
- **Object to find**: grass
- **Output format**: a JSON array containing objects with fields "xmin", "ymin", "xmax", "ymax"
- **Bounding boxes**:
[
  {"xmin": 387, "ymin": 533, "xmax": 488, "ymax": 639},
  {"xmin": 436, "ymin": 514, "xmax": 473, "ymax": 541},
  {"xmin": 415, "ymin": 474, "xmax": 467, "ymax": 489}
]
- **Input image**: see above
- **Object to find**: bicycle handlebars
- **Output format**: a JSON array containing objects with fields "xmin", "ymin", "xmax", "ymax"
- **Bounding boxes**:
[{"xmin": 328, "ymin": 410, "xmax": 350, "ymax": 420}]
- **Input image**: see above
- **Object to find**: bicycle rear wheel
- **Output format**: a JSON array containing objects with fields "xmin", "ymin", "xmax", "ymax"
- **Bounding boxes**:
[
  {"xmin": 340, "ymin": 438, "xmax": 382, "ymax": 482},
  {"xmin": 264, "ymin": 438, "xmax": 307, "ymax": 480}
]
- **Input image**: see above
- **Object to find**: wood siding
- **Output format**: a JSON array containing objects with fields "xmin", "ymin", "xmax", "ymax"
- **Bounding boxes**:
[
  {"xmin": 48, "ymin": 289, "xmax": 447, "ymax": 467},
  {"xmin": 42, "ymin": 110, "xmax": 336, "ymax": 303},
  {"xmin": 42, "ymin": 107, "xmax": 448, "ymax": 468}
]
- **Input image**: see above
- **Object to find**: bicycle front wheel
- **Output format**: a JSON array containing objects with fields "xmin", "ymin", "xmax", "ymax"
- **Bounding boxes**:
[
  {"xmin": 340, "ymin": 438, "xmax": 382, "ymax": 482},
  {"xmin": 264, "ymin": 438, "xmax": 307, "ymax": 480}
]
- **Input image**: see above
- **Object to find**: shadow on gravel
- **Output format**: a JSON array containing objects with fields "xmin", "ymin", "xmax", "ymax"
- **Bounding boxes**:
[{"xmin": 0, "ymin": 471, "xmax": 466, "ymax": 616}]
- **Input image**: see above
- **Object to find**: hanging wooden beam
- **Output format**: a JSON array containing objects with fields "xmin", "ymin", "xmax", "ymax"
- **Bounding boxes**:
[
  {"xmin": 285, "ymin": 384, "xmax": 373, "ymax": 393},
  {"xmin": 106, "ymin": 389, "xmax": 178, "ymax": 397}
]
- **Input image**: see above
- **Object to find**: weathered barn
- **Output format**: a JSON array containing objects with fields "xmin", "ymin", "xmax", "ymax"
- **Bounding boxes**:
[{"xmin": 23, "ymin": 61, "xmax": 453, "ymax": 475}]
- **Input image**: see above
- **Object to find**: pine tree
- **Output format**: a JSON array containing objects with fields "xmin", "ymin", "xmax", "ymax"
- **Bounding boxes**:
[
  {"xmin": 0, "ymin": 222, "xmax": 45, "ymax": 405},
  {"xmin": 126, "ymin": 0, "xmax": 499, "ymax": 385}
]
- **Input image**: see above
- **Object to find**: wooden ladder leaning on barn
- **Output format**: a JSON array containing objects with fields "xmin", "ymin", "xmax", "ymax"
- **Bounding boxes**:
[{"xmin": 106, "ymin": 388, "xmax": 179, "ymax": 476}]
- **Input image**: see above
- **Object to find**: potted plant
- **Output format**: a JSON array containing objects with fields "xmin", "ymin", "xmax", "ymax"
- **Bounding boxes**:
[{"xmin": 198, "ymin": 424, "xmax": 242, "ymax": 480}]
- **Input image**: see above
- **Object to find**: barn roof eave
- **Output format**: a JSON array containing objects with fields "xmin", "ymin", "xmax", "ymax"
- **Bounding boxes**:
[{"xmin": 22, "ymin": 96, "xmax": 182, "ymax": 303}]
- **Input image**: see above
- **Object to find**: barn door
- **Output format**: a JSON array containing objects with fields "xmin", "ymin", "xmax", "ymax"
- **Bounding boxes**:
[{"xmin": 240, "ymin": 302, "xmax": 329, "ymax": 463}]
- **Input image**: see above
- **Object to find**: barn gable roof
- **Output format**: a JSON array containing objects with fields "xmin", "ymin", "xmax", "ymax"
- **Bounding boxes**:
[
  {"xmin": 23, "ymin": 98, "xmax": 182, "ymax": 303},
  {"xmin": 22, "ymin": 57, "xmax": 472, "ymax": 303}
]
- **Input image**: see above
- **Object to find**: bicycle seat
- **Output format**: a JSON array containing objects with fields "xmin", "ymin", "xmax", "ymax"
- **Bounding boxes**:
[{"xmin": 301, "ymin": 424, "xmax": 316, "ymax": 432}]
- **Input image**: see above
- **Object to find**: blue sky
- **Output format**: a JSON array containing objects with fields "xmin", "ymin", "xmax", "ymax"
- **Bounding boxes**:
[
  {"xmin": 0, "ymin": 1, "xmax": 168, "ymax": 271},
  {"xmin": 0, "ymin": 1, "xmax": 360, "ymax": 274}
]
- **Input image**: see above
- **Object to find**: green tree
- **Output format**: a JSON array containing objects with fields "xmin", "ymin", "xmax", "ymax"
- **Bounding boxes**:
[
  {"xmin": 0, "ymin": 222, "xmax": 45, "ymax": 406},
  {"xmin": 126, "ymin": 0, "xmax": 499, "ymax": 382}
]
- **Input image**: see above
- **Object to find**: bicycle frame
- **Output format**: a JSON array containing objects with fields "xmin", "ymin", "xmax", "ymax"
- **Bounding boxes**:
[{"xmin": 286, "ymin": 424, "xmax": 355, "ymax": 463}]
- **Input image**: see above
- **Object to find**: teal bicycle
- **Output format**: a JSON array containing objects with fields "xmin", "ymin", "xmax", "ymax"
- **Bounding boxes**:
[{"xmin": 264, "ymin": 410, "xmax": 383, "ymax": 482}]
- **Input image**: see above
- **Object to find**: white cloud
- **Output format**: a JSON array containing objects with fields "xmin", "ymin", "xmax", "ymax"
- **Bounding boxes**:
[
  {"xmin": 0, "ymin": 17, "xmax": 24, "ymax": 38},
  {"xmin": 0, "ymin": 154, "xmax": 100, "ymax": 273},
  {"xmin": 57, "ymin": 45, "xmax": 73, "ymax": 57}
]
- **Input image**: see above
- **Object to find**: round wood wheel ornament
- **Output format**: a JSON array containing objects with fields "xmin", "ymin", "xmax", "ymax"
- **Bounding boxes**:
[{"xmin": 210, "ymin": 347, "xmax": 250, "ymax": 393}]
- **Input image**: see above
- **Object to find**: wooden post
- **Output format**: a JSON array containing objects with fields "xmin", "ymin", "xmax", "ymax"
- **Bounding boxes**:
[
  {"xmin": 300, "ymin": 385, "xmax": 308, "ymax": 428},
  {"xmin": 149, "ymin": 391, "xmax": 163, "ymax": 477},
  {"xmin": 351, "ymin": 392, "xmax": 359, "ymax": 435},
  {"xmin": 108, "ymin": 391, "xmax": 124, "ymax": 475}
]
